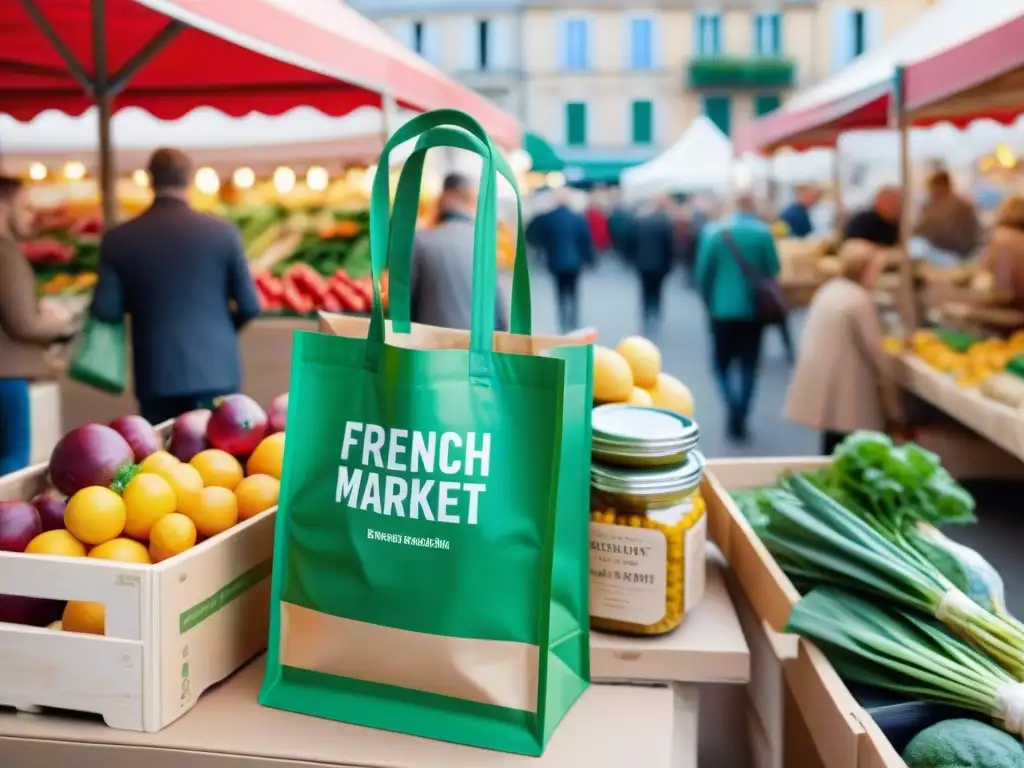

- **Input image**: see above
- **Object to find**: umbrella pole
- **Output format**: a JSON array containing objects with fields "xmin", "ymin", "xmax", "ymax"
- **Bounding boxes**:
[
  {"xmin": 91, "ymin": 0, "xmax": 117, "ymax": 226},
  {"xmin": 893, "ymin": 65, "xmax": 919, "ymax": 334},
  {"xmin": 832, "ymin": 147, "xmax": 845, "ymax": 235}
]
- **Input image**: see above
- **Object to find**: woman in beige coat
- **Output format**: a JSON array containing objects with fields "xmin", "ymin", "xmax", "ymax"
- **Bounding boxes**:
[{"xmin": 784, "ymin": 242, "xmax": 897, "ymax": 454}]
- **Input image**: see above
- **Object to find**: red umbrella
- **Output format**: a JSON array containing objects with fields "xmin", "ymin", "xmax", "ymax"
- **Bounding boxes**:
[{"xmin": 1, "ymin": 0, "xmax": 521, "ymax": 219}]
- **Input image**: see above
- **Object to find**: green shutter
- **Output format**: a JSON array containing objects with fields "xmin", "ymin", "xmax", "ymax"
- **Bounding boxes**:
[
  {"xmin": 754, "ymin": 94, "xmax": 781, "ymax": 117},
  {"xmin": 565, "ymin": 102, "xmax": 587, "ymax": 146},
  {"xmin": 702, "ymin": 96, "xmax": 732, "ymax": 137},
  {"xmin": 631, "ymin": 100, "xmax": 653, "ymax": 145}
]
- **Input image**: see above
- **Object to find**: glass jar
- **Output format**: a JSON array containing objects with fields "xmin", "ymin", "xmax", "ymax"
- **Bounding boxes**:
[
  {"xmin": 591, "ymin": 404, "xmax": 700, "ymax": 469},
  {"xmin": 589, "ymin": 452, "xmax": 707, "ymax": 636}
]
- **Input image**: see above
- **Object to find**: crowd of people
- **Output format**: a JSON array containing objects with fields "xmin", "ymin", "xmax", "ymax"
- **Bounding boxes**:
[{"xmin": 4, "ymin": 146, "xmax": 1024, "ymax": 471}]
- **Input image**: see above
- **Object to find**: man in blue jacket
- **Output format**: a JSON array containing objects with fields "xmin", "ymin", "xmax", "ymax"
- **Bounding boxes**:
[
  {"xmin": 527, "ymin": 188, "xmax": 595, "ymax": 333},
  {"xmin": 695, "ymin": 194, "xmax": 781, "ymax": 443},
  {"xmin": 778, "ymin": 185, "xmax": 820, "ymax": 239},
  {"xmin": 90, "ymin": 148, "xmax": 261, "ymax": 424}
]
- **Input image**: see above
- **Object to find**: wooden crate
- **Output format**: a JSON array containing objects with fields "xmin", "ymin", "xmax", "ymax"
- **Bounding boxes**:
[
  {"xmin": 703, "ymin": 460, "xmax": 905, "ymax": 768},
  {"xmin": 0, "ymin": 452, "xmax": 275, "ymax": 732}
]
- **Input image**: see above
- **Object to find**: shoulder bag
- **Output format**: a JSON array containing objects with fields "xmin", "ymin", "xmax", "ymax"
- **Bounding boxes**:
[{"xmin": 722, "ymin": 230, "xmax": 788, "ymax": 325}]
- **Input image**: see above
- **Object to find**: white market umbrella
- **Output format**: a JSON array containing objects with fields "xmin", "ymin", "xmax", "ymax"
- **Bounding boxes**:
[{"xmin": 620, "ymin": 116, "xmax": 735, "ymax": 202}]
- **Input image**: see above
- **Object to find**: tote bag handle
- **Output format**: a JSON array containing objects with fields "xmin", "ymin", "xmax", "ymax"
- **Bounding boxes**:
[
  {"xmin": 365, "ymin": 109, "xmax": 506, "ymax": 380},
  {"xmin": 386, "ymin": 126, "xmax": 531, "ymax": 336}
]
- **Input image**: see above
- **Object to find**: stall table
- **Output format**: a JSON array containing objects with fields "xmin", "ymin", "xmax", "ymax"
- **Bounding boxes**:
[{"xmin": 0, "ymin": 655, "xmax": 677, "ymax": 768}]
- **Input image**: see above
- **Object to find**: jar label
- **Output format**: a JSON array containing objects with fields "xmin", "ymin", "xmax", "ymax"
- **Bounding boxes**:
[
  {"xmin": 684, "ymin": 512, "xmax": 707, "ymax": 610},
  {"xmin": 589, "ymin": 523, "xmax": 667, "ymax": 625}
]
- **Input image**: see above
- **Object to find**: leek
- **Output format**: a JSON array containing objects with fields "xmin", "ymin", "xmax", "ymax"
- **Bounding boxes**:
[
  {"xmin": 787, "ymin": 587, "xmax": 1024, "ymax": 740},
  {"xmin": 757, "ymin": 475, "xmax": 1024, "ymax": 679}
]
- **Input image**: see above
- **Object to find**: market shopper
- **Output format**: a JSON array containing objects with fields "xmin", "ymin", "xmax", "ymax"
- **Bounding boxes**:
[
  {"xmin": 410, "ymin": 173, "xmax": 509, "ymax": 331},
  {"xmin": 914, "ymin": 170, "xmax": 981, "ymax": 258},
  {"xmin": 784, "ymin": 241, "xmax": 900, "ymax": 455},
  {"xmin": 778, "ymin": 185, "xmax": 821, "ymax": 239},
  {"xmin": 979, "ymin": 194, "xmax": 1024, "ymax": 307},
  {"xmin": 0, "ymin": 177, "xmax": 77, "ymax": 474},
  {"xmin": 624, "ymin": 196, "xmax": 676, "ymax": 340},
  {"xmin": 526, "ymin": 187, "xmax": 595, "ymax": 333},
  {"xmin": 694, "ymin": 193, "xmax": 782, "ymax": 443},
  {"xmin": 843, "ymin": 186, "xmax": 902, "ymax": 247},
  {"xmin": 90, "ymin": 148, "xmax": 261, "ymax": 425}
]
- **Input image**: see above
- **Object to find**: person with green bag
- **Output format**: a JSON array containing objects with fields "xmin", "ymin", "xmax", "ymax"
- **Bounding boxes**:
[{"xmin": 260, "ymin": 110, "xmax": 594, "ymax": 756}]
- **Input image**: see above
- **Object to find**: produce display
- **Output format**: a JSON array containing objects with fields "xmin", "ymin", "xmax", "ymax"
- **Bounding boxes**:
[
  {"xmin": 902, "ymin": 719, "xmax": 1024, "ymax": 767},
  {"xmin": 910, "ymin": 329, "xmax": 1024, "ymax": 390},
  {"xmin": 593, "ymin": 336, "xmax": 695, "ymax": 416},
  {"xmin": 0, "ymin": 393, "xmax": 288, "ymax": 635},
  {"xmin": 733, "ymin": 432, "xmax": 1024, "ymax": 741},
  {"xmin": 24, "ymin": 205, "xmax": 103, "ymax": 296},
  {"xmin": 254, "ymin": 263, "xmax": 385, "ymax": 316}
]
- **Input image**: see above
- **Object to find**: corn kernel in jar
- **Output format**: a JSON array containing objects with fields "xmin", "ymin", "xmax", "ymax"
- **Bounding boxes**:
[{"xmin": 589, "ymin": 453, "xmax": 706, "ymax": 637}]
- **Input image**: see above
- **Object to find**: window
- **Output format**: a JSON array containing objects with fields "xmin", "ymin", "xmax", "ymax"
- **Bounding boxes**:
[
  {"xmin": 702, "ymin": 95, "xmax": 731, "ymax": 136},
  {"xmin": 851, "ymin": 9, "xmax": 867, "ymax": 57},
  {"xmin": 629, "ymin": 17, "xmax": 654, "ymax": 70},
  {"xmin": 562, "ymin": 18, "xmax": 591, "ymax": 70},
  {"xmin": 754, "ymin": 94, "xmax": 781, "ymax": 117},
  {"xmin": 753, "ymin": 12, "xmax": 782, "ymax": 56},
  {"xmin": 565, "ymin": 102, "xmax": 587, "ymax": 146},
  {"xmin": 695, "ymin": 13, "xmax": 722, "ymax": 58},
  {"xmin": 477, "ymin": 19, "xmax": 490, "ymax": 70},
  {"xmin": 631, "ymin": 100, "xmax": 654, "ymax": 144},
  {"xmin": 411, "ymin": 21, "xmax": 424, "ymax": 55}
]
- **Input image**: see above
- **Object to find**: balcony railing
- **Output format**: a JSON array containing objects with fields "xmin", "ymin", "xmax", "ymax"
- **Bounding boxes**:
[{"xmin": 687, "ymin": 57, "xmax": 795, "ymax": 89}]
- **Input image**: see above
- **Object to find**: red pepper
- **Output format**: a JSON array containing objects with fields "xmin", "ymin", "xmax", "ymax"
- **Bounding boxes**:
[
  {"xmin": 330, "ymin": 283, "xmax": 364, "ymax": 312},
  {"xmin": 319, "ymin": 293, "xmax": 342, "ymax": 313},
  {"xmin": 261, "ymin": 275, "xmax": 285, "ymax": 301},
  {"xmin": 347, "ymin": 279, "xmax": 372, "ymax": 304},
  {"xmin": 281, "ymin": 285, "xmax": 314, "ymax": 315}
]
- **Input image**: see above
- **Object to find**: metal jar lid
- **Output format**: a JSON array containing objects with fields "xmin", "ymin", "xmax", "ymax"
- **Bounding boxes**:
[
  {"xmin": 592, "ymin": 404, "xmax": 700, "ymax": 461},
  {"xmin": 591, "ymin": 451, "xmax": 705, "ymax": 499}
]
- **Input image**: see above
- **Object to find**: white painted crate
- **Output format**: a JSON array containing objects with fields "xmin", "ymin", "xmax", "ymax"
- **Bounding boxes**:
[{"xmin": 0, "ymin": 446, "xmax": 275, "ymax": 732}]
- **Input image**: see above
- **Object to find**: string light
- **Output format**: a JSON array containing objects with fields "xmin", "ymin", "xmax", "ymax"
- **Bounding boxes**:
[
  {"xmin": 28, "ymin": 163, "xmax": 47, "ymax": 181},
  {"xmin": 273, "ymin": 166, "xmax": 296, "ymax": 194},
  {"xmin": 233, "ymin": 167, "xmax": 256, "ymax": 189},
  {"xmin": 132, "ymin": 169, "xmax": 149, "ymax": 187},
  {"xmin": 306, "ymin": 166, "xmax": 329, "ymax": 191},
  {"xmin": 194, "ymin": 166, "xmax": 220, "ymax": 195},
  {"xmin": 63, "ymin": 161, "xmax": 86, "ymax": 181}
]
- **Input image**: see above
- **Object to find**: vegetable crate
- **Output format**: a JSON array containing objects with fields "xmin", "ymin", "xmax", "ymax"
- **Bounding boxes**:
[
  {"xmin": 702, "ymin": 460, "xmax": 904, "ymax": 768},
  {"xmin": 0, "ymin": 461, "xmax": 275, "ymax": 732}
]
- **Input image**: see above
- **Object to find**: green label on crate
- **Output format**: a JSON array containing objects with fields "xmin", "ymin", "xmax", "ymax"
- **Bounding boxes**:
[{"xmin": 179, "ymin": 558, "xmax": 273, "ymax": 634}]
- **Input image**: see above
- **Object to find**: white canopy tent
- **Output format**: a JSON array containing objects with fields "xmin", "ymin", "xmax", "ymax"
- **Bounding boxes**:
[
  {"xmin": 620, "ymin": 116, "xmax": 737, "ymax": 202},
  {"xmin": 0, "ymin": 105, "xmax": 427, "ymax": 178}
]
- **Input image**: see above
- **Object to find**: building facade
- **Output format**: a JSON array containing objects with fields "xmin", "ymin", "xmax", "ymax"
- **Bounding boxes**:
[{"xmin": 351, "ymin": 0, "xmax": 936, "ymax": 183}]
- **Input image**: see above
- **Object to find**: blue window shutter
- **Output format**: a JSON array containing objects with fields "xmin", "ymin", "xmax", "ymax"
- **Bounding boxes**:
[
  {"xmin": 694, "ymin": 14, "xmax": 704, "ymax": 57},
  {"xmin": 831, "ymin": 7, "xmax": 854, "ymax": 71},
  {"xmin": 566, "ymin": 102, "xmax": 587, "ymax": 146},
  {"xmin": 703, "ymin": 96, "xmax": 732, "ymax": 137},
  {"xmin": 489, "ymin": 17, "xmax": 511, "ymax": 71},
  {"xmin": 423, "ymin": 23, "xmax": 442, "ymax": 65},
  {"xmin": 773, "ymin": 13, "xmax": 782, "ymax": 55},
  {"xmin": 583, "ymin": 18, "xmax": 593, "ymax": 69},
  {"xmin": 752, "ymin": 14, "xmax": 761, "ymax": 56},
  {"xmin": 631, "ymin": 100, "xmax": 654, "ymax": 144},
  {"xmin": 559, "ymin": 20, "xmax": 570, "ymax": 69},
  {"xmin": 713, "ymin": 14, "xmax": 722, "ymax": 54}
]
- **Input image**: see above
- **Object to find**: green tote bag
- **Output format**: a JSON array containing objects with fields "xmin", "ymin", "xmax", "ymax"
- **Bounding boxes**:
[
  {"xmin": 68, "ymin": 316, "xmax": 126, "ymax": 394},
  {"xmin": 259, "ymin": 110, "xmax": 593, "ymax": 756}
]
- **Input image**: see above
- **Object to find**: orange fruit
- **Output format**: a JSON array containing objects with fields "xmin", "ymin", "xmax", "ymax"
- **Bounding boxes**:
[
  {"xmin": 235, "ymin": 474, "xmax": 280, "ymax": 520},
  {"xmin": 139, "ymin": 450, "xmax": 179, "ymax": 475},
  {"xmin": 246, "ymin": 433, "xmax": 285, "ymax": 479},
  {"xmin": 121, "ymin": 472, "xmax": 177, "ymax": 541},
  {"xmin": 159, "ymin": 462, "xmax": 204, "ymax": 519},
  {"xmin": 25, "ymin": 529, "xmax": 87, "ymax": 557},
  {"xmin": 64, "ymin": 486, "xmax": 127, "ymax": 546},
  {"xmin": 63, "ymin": 600, "xmax": 105, "ymax": 635},
  {"xmin": 89, "ymin": 538, "xmax": 152, "ymax": 564},
  {"xmin": 149, "ymin": 513, "xmax": 198, "ymax": 563},
  {"xmin": 190, "ymin": 486, "xmax": 239, "ymax": 538},
  {"xmin": 190, "ymin": 449, "xmax": 244, "ymax": 490}
]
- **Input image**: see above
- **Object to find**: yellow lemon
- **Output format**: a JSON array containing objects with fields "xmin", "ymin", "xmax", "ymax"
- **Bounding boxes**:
[
  {"xmin": 25, "ymin": 529, "xmax": 87, "ymax": 558},
  {"xmin": 190, "ymin": 486, "xmax": 239, "ymax": 538},
  {"xmin": 626, "ymin": 386, "xmax": 654, "ymax": 406},
  {"xmin": 593, "ymin": 346, "xmax": 634, "ymax": 403},
  {"xmin": 616, "ymin": 336, "xmax": 662, "ymax": 388},
  {"xmin": 64, "ymin": 486, "xmax": 126, "ymax": 546},
  {"xmin": 246, "ymin": 432, "xmax": 285, "ymax": 479},
  {"xmin": 89, "ymin": 537, "xmax": 152, "ymax": 564},
  {"xmin": 139, "ymin": 450, "xmax": 179, "ymax": 475},
  {"xmin": 149, "ymin": 513, "xmax": 198, "ymax": 563},
  {"xmin": 235, "ymin": 474, "xmax": 280, "ymax": 521},
  {"xmin": 63, "ymin": 600, "xmax": 105, "ymax": 635},
  {"xmin": 122, "ymin": 473, "xmax": 177, "ymax": 541},
  {"xmin": 647, "ymin": 373, "xmax": 695, "ymax": 417},
  {"xmin": 159, "ymin": 463, "xmax": 204, "ymax": 519}
]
